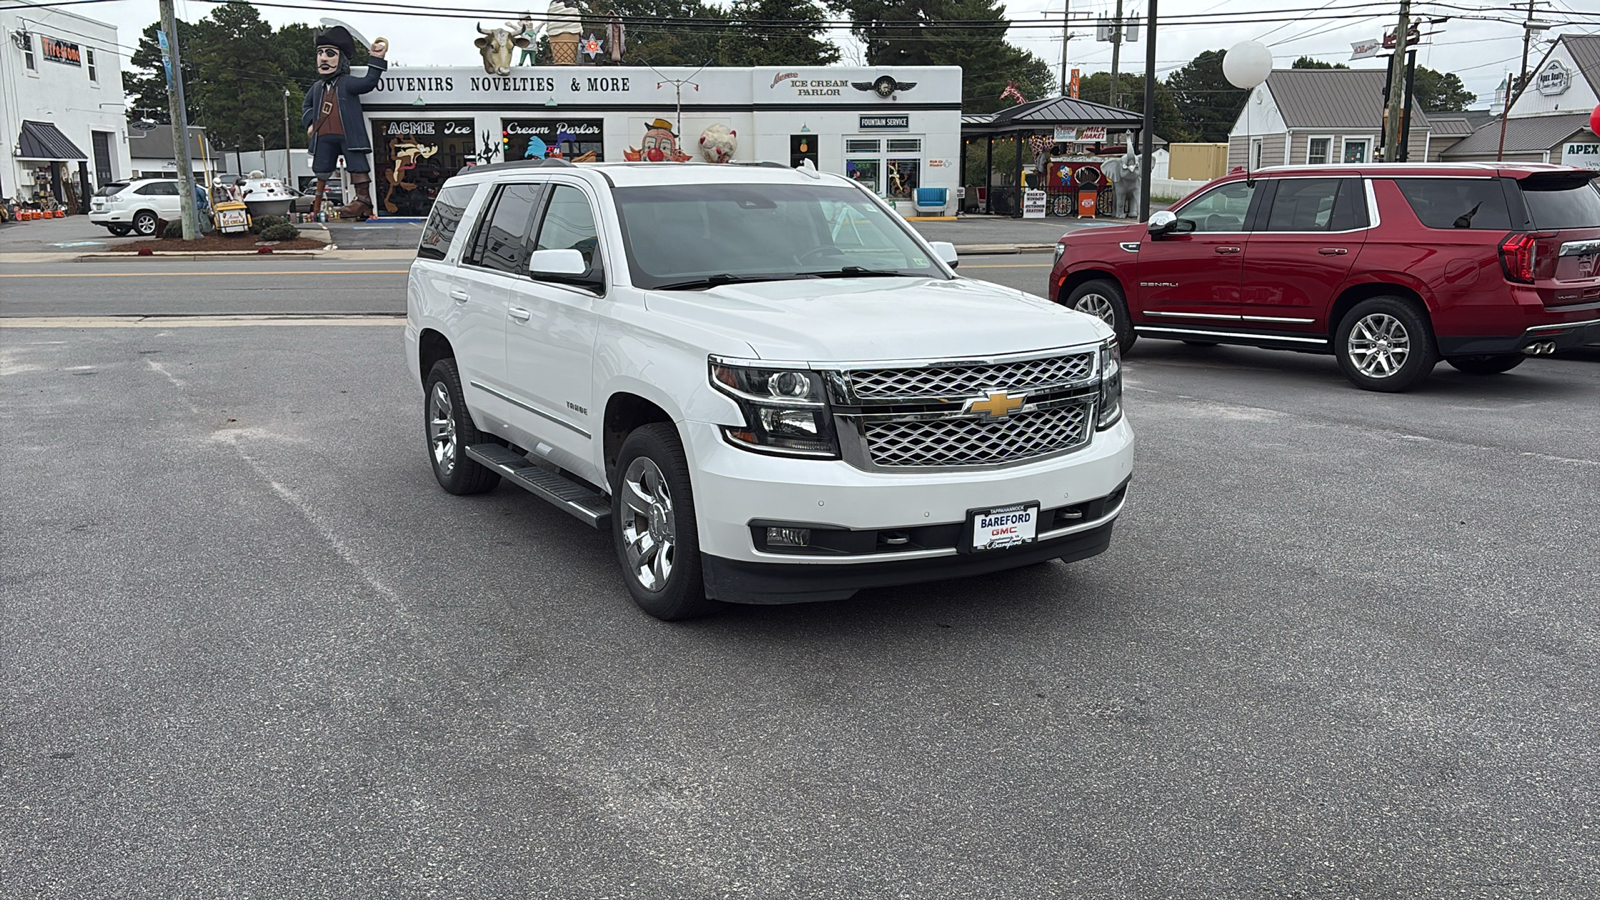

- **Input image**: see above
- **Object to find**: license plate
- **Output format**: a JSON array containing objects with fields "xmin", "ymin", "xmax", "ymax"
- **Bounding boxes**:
[{"xmin": 970, "ymin": 503, "xmax": 1039, "ymax": 551}]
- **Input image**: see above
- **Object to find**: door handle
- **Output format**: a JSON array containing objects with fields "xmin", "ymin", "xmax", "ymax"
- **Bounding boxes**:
[
  {"xmin": 508, "ymin": 306, "xmax": 532, "ymax": 322},
  {"xmin": 1215, "ymin": 246, "xmax": 1242, "ymax": 255},
  {"xmin": 448, "ymin": 289, "xmax": 470, "ymax": 303},
  {"xmin": 1318, "ymin": 247, "xmax": 1349, "ymax": 256}
]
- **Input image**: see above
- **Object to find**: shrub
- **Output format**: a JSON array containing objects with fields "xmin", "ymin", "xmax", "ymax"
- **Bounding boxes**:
[
  {"xmin": 161, "ymin": 219, "xmax": 183, "ymax": 239},
  {"xmin": 260, "ymin": 222, "xmax": 300, "ymax": 242},
  {"xmin": 249, "ymin": 214, "xmax": 287, "ymax": 234}
]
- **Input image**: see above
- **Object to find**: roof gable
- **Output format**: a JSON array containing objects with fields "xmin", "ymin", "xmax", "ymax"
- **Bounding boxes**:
[{"xmin": 1264, "ymin": 69, "xmax": 1431, "ymax": 130}]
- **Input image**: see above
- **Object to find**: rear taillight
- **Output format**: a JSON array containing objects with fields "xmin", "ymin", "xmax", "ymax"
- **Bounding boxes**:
[
  {"xmin": 1499, "ymin": 233, "xmax": 1536, "ymax": 283},
  {"xmin": 1499, "ymin": 232, "xmax": 1557, "ymax": 283}
]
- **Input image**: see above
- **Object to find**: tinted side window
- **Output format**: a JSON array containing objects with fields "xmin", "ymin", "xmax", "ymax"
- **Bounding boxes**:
[
  {"xmin": 416, "ymin": 183, "xmax": 476, "ymax": 261},
  {"xmin": 1395, "ymin": 178, "xmax": 1511, "ymax": 230},
  {"xmin": 1518, "ymin": 174, "xmax": 1600, "ymax": 230},
  {"xmin": 138, "ymin": 182, "xmax": 177, "ymax": 196},
  {"xmin": 1264, "ymin": 179, "xmax": 1342, "ymax": 232},
  {"xmin": 534, "ymin": 185, "xmax": 601, "ymax": 272},
  {"xmin": 466, "ymin": 183, "xmax": 541, "ymax": 274},
  {"xmin": 1176, "ymin": 181, "xmax": 1256, "ymax": 232},
  {"xmin": 1329, "ymin": 178, "xmax": 1370, "ymax": 231}
]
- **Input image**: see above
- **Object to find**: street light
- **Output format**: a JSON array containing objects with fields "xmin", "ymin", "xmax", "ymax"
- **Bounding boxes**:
[{"xmin": 283, "ymin": 88, "xmax": 293, "ymax": 185}]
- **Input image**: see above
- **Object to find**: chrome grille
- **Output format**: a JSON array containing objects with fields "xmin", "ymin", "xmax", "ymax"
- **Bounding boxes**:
[
  {"xmin": 863, "ymin": 403, "xmax": 1092, "ymax": 467},
  {"xmin": 847, "ymin": 352, "xmax": 1095, "ymax": 401}
]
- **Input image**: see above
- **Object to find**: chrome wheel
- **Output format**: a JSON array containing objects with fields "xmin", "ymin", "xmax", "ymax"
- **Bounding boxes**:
[
  {"xmin": 1073, "ymin": 292, "xmax": 1116, "ymax": 326},
  {"xmin": 619, "ymin": 456, "xmax": 675, "ymax": 592},
  {"xmin": 1347, "ymin": 312, "xmax": 1411, "ymax": 379},
  {"xmin": 428, "ymin": 381, "xmax": 457, "ymax": 476}
]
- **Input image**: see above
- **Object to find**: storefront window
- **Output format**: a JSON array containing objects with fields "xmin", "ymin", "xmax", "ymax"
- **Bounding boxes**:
[
  {"xmin": 501, "ymin": 119, "xmax": 604, "ymax": 163},
  {"xmin": 845, "ymin": 139, "xmax": 881, "ymax": 155},
  {"xmin": 790, "ymin": 134, "xmax": 818, "ymax": 169},
  {"xmin": 887, "ymin": 159, "xmax": 918, "ymax": 200},
  {"xmin": 369, "ymin": 119, "xmax": 474, "ymax": 217},
  {"xmin": 845, "ymin": 158, "xmax": 881, "ymax": 194}
]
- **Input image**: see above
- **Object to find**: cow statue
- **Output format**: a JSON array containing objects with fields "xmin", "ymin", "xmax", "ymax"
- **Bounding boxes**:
[
  {"xmin": 475, "ymin": 22, "xmax": 530, "ymax": 76},
  {"xmin": 1102, "ymin": 141, "xmax": 1141, "ymax": 219}
]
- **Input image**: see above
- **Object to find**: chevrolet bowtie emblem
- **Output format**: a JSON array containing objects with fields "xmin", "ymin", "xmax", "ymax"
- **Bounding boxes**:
[{"xmin": 965, "ymin": 391, "xmax": 1026, "ymax": 417}]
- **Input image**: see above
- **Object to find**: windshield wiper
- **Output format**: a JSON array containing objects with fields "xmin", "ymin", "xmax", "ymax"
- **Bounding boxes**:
[
  {"xmin": 795, "ymin": 266, "xmax": 913, "ymax": 279},
  {"xmin": 651, "ymin": 273, "xmax": 791, "ymax": 291}
]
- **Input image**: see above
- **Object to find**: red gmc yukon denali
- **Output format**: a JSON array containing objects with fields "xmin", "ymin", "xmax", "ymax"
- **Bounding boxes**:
[{"xmin": 1049, "ymin": 163, "xmax": 1600, "ymax": 391}]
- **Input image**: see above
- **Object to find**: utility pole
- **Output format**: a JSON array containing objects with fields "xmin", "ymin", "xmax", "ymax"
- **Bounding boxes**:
[
  {"xmin": 158, "ymin": 0, "xmax": 198, "ymax": 239},
  {"xmin": 1109, "ymin": 0, "xmax": 1124, "ymax": 108},
  {"xmin": 1496, "ymin": 0, "xmax": 1538, "ymax": 161},
  {"xmin": 1060, "ymin": 0, "xmax": 1070, "ymax": 97},
  {"xmin": 1382, "ymin": 0, "xmax": 1410, "ymax": 163}
]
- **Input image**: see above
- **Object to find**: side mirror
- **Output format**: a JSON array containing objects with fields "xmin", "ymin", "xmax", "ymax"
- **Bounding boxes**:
[
  {"xmin": 528, "ymin": 248, "xmax": 603, "ymax": 290},
  {"xmin": 528, "ymin": 248, "xmax": 587, "ymax": 277},
  {"xmin": 928, "ymin": 240, "xmax": 959, "ymax": 270},
  {"xmin": 1147, "ymin": 210, "xmax": 1177, "ymax": 234}
]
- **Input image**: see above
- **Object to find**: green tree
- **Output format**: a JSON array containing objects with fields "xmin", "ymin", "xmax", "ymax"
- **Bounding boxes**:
[
  {"xmin": 1076, "ymin": 71, "xmax": 1192, "ymax": 142},
  {"xmin": 1290, "ymin": 56, "xmax": 1347, "ymax": 69},
  {"xmin": 122, "ymin": 2, "xmax": 333, "ymax": 151},
  {"xmin": 1411, "ymin": 65, "xmax": 1475, "ymax": 112},
  {"xmin": 828, "ymin": 0, "xmax": 1054, "ymax": 113},
  {"xmin": 600, "ymin": 0, "xmax": 729, "ymax": 66},
  {"xmin": 1164, "ymin": 49, "xmax": 1248, "ymax": 143},
  {"xmin": 717, "ymin": 0, "xmax": 840, "ymax": 66}
]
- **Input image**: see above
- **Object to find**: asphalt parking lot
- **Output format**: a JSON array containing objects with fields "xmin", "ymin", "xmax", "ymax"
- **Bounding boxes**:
[{"xmin": 3, "ymin": 310, "xmax": 1596, "ymax": 897}]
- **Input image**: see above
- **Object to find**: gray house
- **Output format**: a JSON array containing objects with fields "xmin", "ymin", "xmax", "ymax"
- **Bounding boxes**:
[{"xmin": 1227, "ymin": 69, "xmax": 1438, "ymax": 169}]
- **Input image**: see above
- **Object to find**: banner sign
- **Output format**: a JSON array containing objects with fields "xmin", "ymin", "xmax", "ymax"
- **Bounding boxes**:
[
  {"xmin": 1350, "ymin": 38, "xmax": 1381, "ymax": 60},
  {"xmin": 41, "ymin": 36, "xmax": 82, "ymax": 66},
  {"xmin": 1022, "ymin": 189, "xmax": 1047, "ymax": 218}
]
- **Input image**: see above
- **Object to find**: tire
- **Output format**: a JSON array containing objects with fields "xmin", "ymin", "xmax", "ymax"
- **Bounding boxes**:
[
  {"xmin": 106, "ymin": 224, "xmax": 132, "ymax": 237},
  {"xmin": 132, "ymin": 210, "xmax": 159, "ymax": 237},
  {"xmin": 423, "ymin": 358, "xmax": 500, "ymax": 495},
  {"xmin": 1447, "ymin": 354, "xmax": 1526, "ymax": 375},
  {"xmin": 1064, "ymin": 278, "xmax": 1135, "ymax": 353},
  {"xmin": 1334, "ymin": 296, "xmax": 1439, "ymax": 392},
  {"xmin": 611, "ymin": 423, "xmax": 720, "ymax": 621}
]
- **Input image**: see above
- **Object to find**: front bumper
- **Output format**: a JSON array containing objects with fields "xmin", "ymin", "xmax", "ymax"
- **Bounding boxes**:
[{"xmin": 684, "ymin": 415, "xmax": 1135, "ymax": 602}]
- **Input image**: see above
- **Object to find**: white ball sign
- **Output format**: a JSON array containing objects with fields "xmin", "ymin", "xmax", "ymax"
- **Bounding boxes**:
[{"xmin": 1224, "ymin": 40, "xmax": 1274, "ymax": 90}]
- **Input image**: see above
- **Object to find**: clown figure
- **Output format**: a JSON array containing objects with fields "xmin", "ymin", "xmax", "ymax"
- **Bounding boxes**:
[{"xmin": 302, "ymin": 26, "xmax": 388, "ymax": 220}]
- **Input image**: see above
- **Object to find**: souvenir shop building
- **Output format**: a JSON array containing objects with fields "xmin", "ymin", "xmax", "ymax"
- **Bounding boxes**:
[{"xmin": 356, "ymin": 66, "xmax": 961, "ymax": 217}]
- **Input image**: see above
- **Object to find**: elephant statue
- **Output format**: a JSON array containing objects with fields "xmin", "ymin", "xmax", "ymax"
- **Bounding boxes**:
[{"xmin": 1101, "ymin": 144, "xmax": 1141, "ymax": 219}]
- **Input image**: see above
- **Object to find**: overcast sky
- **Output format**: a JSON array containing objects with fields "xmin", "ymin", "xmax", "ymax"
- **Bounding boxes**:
[{"xmin": 21, "ymin": 0, "xmax": 1600, "ymax": 108}]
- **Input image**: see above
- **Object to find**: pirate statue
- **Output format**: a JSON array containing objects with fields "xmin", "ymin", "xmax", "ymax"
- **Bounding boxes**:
[{"xmin": 302, "ymin": 26, "xmax": 388, "ymax": 220}]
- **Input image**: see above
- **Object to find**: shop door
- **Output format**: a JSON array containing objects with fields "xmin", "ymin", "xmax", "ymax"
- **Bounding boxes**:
[{"xmin": 92, "ymin": 131, "xmax": 114, "ymax": 185}]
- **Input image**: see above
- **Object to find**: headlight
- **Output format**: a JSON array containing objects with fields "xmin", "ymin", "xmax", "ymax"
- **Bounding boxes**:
[
  {"xmin": 1054, "ymin": 243, "xmax": 1067, "ymax": 263},
  {"xmin": 1096, "ymin": 338, "xmax": 1123, "ymax": 430},
  {"xmin": 710, "ymin": 360, "xmax": 839, "ymax": 458}
]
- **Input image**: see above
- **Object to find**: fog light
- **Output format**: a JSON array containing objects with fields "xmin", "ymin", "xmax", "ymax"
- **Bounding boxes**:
[{"xmin": 766, "ymin": 526, "xmax": 811, "ymax": 548}]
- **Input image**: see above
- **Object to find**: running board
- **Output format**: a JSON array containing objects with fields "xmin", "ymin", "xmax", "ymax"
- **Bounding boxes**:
[{"xmin": 465, "ymin": 443, "xmax": 611, "ymax": 530}]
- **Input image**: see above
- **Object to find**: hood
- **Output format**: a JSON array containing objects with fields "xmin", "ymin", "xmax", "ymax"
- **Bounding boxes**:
[{"xmin": 643, "ymin": 275, "xmax": 1111, "ymax": 363}]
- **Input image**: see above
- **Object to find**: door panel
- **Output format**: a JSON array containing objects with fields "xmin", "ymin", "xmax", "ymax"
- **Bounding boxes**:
[
  {"xmin": 454, "ymin": 183, "xmax": 543, "ymax": 422},
  {"xmin": 1133, "ymin": 180, "xmax": 1259, "ymax": 326},
  {"xmin": 1240, "ymin": 178, "xmax": 1368, "ymax": 332},
  {"xmin": 504, "ymin": 182, "xmax": 603, "ymax": 469}
]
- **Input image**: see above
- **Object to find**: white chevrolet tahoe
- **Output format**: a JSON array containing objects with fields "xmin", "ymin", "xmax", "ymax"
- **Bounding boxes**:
[{"xmin": 404, "ymin": 159, "xmax": 1134, "ymax": 620}]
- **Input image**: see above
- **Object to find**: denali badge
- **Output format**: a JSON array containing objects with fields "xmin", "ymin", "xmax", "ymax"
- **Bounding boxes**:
[{"xmin": 964, "ymin": 391, "xmax": 1026, "ymax": 418}]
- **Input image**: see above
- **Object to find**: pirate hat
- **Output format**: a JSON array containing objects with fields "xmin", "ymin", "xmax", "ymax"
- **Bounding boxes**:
[{"xmin": 314, "ymin": 25, "xmax": 356, "ymax": 58}]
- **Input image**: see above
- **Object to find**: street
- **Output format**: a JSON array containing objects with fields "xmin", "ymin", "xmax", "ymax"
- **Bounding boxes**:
[{"xmin": 2, "ymin": 250, "xmax": 1598, "ymax": 898}]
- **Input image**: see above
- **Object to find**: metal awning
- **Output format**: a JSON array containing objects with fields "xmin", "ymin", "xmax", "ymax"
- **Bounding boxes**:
[{"xmin": 18, "ymin": 120, "xmax": 87, "ymax": 161}]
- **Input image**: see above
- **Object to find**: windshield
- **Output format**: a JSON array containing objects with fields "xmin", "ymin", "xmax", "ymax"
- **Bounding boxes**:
[
  {"xmin": 1519, "ymin": 172, "xmax": 1600, "ymax": 230},
  {"xmin": 612, "ymin": 181, "xmax": 950, "ymax": 290}
]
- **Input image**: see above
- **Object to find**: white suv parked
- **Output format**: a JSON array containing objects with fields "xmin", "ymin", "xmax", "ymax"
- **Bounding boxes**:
[
  {"xmin": 405, "ymin": 160, "xmax": 1134, "ymax": 619},
  {"xmin": 89, "ymin": 177, "xmax": 185, "ymax": 236}
]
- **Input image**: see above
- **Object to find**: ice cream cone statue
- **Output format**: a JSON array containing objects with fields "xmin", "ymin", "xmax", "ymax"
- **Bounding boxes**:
[{"xmin": 547, "ymin": 1, "xmax": 582, "ymax": 65}]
